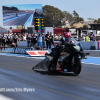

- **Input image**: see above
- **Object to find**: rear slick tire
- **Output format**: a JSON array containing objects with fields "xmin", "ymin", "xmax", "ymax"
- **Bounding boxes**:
[
  {"xmin": 46, "ymin": 61, "xmax": 51, "ymax": 72},
  {"xmin": 73, "ymin": 58, "xmax": 81, "ymax": 76},
  {"xmin": 48, "ymin": 64, "xmax": 51, "ymax": 72}
]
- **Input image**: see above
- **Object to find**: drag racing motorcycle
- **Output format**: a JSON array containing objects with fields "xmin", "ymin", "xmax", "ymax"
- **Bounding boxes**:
[{"xmin": 45, "ymin": 38, "xmax": 89, "ymax": 75}]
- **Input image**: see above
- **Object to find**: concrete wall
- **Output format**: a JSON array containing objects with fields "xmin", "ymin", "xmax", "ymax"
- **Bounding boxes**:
[
  {"xmin": 79, "ymin": 41, "xmax": 96, "ymax": 50},
  {"xmin": 17, "ymin": 41, "xmax": 27, "ymax": 47},
  {"xmin": 17, "ymin": 40, "xmax": 100, "ymax": 50}
]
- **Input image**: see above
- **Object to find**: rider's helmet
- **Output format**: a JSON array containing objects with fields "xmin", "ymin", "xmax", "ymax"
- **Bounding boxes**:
[{"xmin": 63, "ymin": 32, "xmax": 71, "ymax": 42}]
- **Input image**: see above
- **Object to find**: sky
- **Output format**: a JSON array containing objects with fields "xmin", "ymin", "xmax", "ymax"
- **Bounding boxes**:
[{"xmin": 0, "ymin": 0, "xmax": 100, "ymax": 29}]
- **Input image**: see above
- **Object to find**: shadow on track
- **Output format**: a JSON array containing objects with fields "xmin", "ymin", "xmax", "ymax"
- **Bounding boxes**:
[
  {"xmin": 33, "ymin": 69, "xmax": 76, "ymax": 76},
  {"xmin": 32, "ymin": 58, "xmax": 77, "ymax": 76}
]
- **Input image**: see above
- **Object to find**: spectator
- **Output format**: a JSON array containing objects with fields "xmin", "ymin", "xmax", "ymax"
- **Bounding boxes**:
[
  {"xmin": 85, "ymin": 34, "xmax": 90, "ymax": 42},
  {"xmin": 45, "ymin": 32, "xmax": 51, "ymax": 49},
  {"xmin": 54, "ymin": 34, "xmax": 58, "ymax": 40},
  {"xmin": 7, "ymin": 33, "xmax": 12, "ymax": 47},
  {"xmin": 23, "ymin": 34, "xmax": 26, "ymax": 41},
  {"xmin": 50, "ymin": 32, "xmax": 54, "ymax": 46},
  {"xmin": 76, "ymin": 35, "xmax": 79, "ymax": 41},
  {"xmin": 17, "ymin": 33, "xmax": 21, "ymax": 41},
  {"xmin": 32, "ymin": 33, "xmax": 37, "ymax": 47},
  {"xmin": 93, "ymin": 35, "xmax": 96, "ymax": 41},
  {"xmin": 26, "ymin": 34, "xmax": 31, "ymax": 47},
  {"xmin": 80, "ymin": 31, "xmax": 83, "ymax": 38},
  {"xmin": 30, "ymin": 33, "xmax": 33, "ymax": 47},
  {"xmin": 13, "ymin": 34, "xmax": 18, "ymax": 47},
  {"xmin": 82, "ymin": 34, "xmax": 85, "ymax": 41},
  {"xmin": 90, "ymin": 33, "xmax": 94, "ymax": 41},
  {"xmin": 2, "ymin": 33, "xmax": 6, "ymax": 47},
  {"xmin": 18, "ymin": 34, "xmax": 23, "ymax": 41},
  {"xmin": 26, "ymin": 33, "xmax": 29, "ymax": 37},
  {"xmin": 0, "ymin": 35, "xmax": 2, "ymax": 46}
]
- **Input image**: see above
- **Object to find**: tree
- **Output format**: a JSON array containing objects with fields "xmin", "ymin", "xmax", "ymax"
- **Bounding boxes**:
[
  {"xmin": 62, "ymin": 11, "xmax": 73, "ymax": 24},
  {"xmin": 94, "ymin": 19, "xmax": 98, "ymax": 23},
  {"xmin": 94, "ymin": 18, "xmax": 100, "ymax": 24},
  {"xmin": 42, "ymin": 5, "xmax": 64, "ymax": 27},
  {"xmin": 42, "ymin": 5, "xmax": 82, "ymax": 28},
  {"xmin": 82, "ymin": 25, "xmax": 88, "ymax": 29},
  {"xmin": 79, "ymin": 17, "xmax": 84, "ymax": 21},
  {"xmin": 72, "ymin": 10, "xmax": 79, "ymax": 23},
  {"xmin": 97, "ymin": 18, "xmax": 100, "ymax": 24}
]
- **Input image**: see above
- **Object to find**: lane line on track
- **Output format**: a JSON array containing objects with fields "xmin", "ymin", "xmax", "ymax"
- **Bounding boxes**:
[
  {"xmin": 0, "ymin": 53, "xmax": 100, "ymax": 65},
  {"xmin": 84, "ymin": 50, "xmax": 100, "ymax": 51},
  {"xmin": 0, "ymin": 53, "xmax": 45, "ymax": 59},
  {"xmin": 24, "ymin": 13, "xmax": 33, "ymax": 26},
  {"xmin": 0, "ymin": 94, "xmax": 14, "ymax": 100},
  {"xmin": 82, "ymin": 62, "xmax": 100, "ymax": 65}
]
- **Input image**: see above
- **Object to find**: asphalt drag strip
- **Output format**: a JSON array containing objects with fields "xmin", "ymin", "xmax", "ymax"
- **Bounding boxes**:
[{"xmin": 0, "ymin": 53, "xmax": 100, "ymax": 100}]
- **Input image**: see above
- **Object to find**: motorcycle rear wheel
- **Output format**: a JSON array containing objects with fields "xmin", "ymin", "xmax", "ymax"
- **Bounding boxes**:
[{"xmin": 46, "ymin": 61, "xmax": 51, "ymax": 72}]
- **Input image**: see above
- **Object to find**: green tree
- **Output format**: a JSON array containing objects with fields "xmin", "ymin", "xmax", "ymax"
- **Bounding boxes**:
[
  {"xmin": 82, "ymin": 25, "xmax": 88, "ymax": 29},
  {"xmin": 94, "ymin": 19, "xmax": 98, "ymax": 23},
  {"xmin": 62, "ymin": 11, "xmax": 73, "ymax": 24},
  {"xmin": 79, "ymin": 17, "xmax": 84, "ymax": 21},
  {"xmin": 42, "ymin": 5, "xmax": 83, "ymax": 28},
  {"xmin": 97, "ymin": 18, "xmax": 100, "ymax": 24},
  {"xmin": 94, "ymin": 18, "xmax": 100, "ymax": 24},
  {"xmin": 42, "ymin": 5, "xmax": 64, "ymax": 27},
  {"xmin": 73, "ymin": 10, "xmax": 79, "ymax": 23}
]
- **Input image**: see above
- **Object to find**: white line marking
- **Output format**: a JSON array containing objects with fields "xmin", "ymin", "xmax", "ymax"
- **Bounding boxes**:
[
  {"xmin": 87, "ymin": 56, "xmax": 100, "ymax": 58},
  {"xmin": 0, "ymin": 53, "xmax": 45, "ymax": 59},
  {"xmin": 84, "ymin": 50, "xmax": 100, "ymax": 51},
  {"xmin": 0, "ymin": 94, "xmax": 14, "ymax": 100},
  {"xmin": 0, "ymin": 53, "xmax": 100, "ymax": 65},
  {"xmin": 82, "ymin": 62, "xmax": 100, "ymax": 65}
]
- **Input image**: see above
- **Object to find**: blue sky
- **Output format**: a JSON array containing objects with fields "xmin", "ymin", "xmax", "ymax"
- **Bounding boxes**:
[{"xmin": 0, "ymin": 0, "xmax": 100, "ymax": 29}]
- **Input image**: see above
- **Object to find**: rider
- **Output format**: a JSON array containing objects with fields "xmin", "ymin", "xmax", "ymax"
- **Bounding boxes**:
[
  {"xmin": 60, "ymin": 32, "xmax": 71, "ymax": 45},
  {"xmin": 52, "ymin": 32, "xmax": 71, "ymax": 64}
]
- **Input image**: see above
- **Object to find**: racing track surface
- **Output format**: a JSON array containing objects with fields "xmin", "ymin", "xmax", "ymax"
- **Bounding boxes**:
[
  {"xmin": 0, "ymin": 53, "xmax": 100, "ymax": 100},
  {"xmin": 3, "ymin": 12, "xmax": 33, "ymax": 26}
]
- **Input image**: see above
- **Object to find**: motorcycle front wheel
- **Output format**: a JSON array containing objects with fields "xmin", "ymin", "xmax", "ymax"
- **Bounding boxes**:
[{"xmin": 72, "ymin": 57, "xmax": 81, "ymax": 76}]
